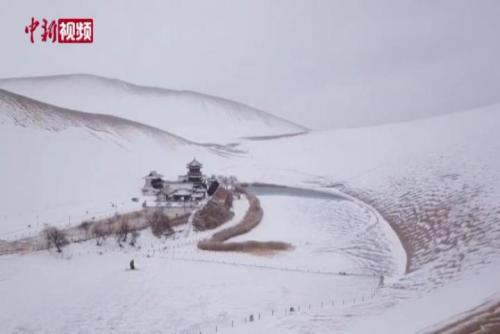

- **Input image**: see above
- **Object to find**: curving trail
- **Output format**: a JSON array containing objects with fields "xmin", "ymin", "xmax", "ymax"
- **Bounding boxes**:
[{"xmin": 197, "ymin": 186, "xmax": 293, "ymax": 253}]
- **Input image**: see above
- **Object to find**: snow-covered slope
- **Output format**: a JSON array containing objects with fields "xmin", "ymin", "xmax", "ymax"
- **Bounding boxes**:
[
  {"xmin": 0, "ymin": 88, "xmax": 190, "ymax": 146},
  {"xmin": 235, "ymin": 103, "xmax": 500, "ymax": 281},
  {"xmin": 226, "ymin": 104, "xmax": 500, "ymax": 332},
  {"xmin": 0, "ymin": 89, "xmax": 225, "ymax": 237},
  {"xmin": 0, "ymin": 74, "xmax": 307, "ymax": 143},
  {"xmin": 1, "ymin": 89, "xmax": 500, "ymax": 333}
]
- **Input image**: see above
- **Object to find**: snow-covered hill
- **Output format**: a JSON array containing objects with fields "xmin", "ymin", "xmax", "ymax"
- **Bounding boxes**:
[
  {"xmin": 235, "ymin": 103, "xmax": 500, "ymax": 283},
  {"xmin": 0, "ymin": 89, "xmax": 190, "ymax": 146},
  {"xmin": 228, "ymin": 104, "xmax": 500, "ymax": 332},
  {"xmin": 1, "ymin": 88, "xmax": 500, "ymax": 333},
  {"xmin": 0, "ymin": 74, "xmax": 307, "ymax": 143},
  {"xmin": 0, "ymin": 89, "xmax": 226, "ymax": 237}
]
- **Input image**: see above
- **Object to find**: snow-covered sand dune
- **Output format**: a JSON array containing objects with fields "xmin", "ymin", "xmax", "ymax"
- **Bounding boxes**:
[
  {"xmin": 0, "ymin": 89, "xmax": 227, "ymax": 238},
  {"xmin": 225, "ymin": 104, "xmax": 500, "ymax": 332},
  {"xmin": 1, "ymin": 86, "xmax": 500, "ymax": 332},
  {"xmin": 0, "ymin": 74, "xmax": 307, "ymax": 143},
  {"xmin": 0, "ymin": 88, "xmax": 190, "ymax": 146}
]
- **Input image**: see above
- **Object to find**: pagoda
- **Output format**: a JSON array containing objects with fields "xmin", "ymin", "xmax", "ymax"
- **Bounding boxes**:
[{"xmin": 186, "ymin": 158, "xmax": 203, "ymax": 184}]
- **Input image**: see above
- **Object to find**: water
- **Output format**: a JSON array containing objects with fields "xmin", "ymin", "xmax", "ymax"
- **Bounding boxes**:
[{"xmin": 243, "ymin": 183, "xmax": 347, "ymax": 201}]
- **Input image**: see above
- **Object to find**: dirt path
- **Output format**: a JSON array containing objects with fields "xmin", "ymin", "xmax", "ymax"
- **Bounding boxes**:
[{"xmin": 197, "ymin": 186, "xmax": 293, "ymax": 254}]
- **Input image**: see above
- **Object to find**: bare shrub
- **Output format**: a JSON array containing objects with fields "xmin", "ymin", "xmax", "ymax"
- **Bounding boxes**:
[
  {"xmin": 44, "ymin": 227, "xmax": 69, "ymax": 252},
  {"xmin": 192, "ymin": 187, "xmax": 234, "ymax": 232},
  {"xmin": 131, "ymin": 211, "xmax": 142, "ymax": 219},
  {"xmin": 224, "ymin": 192, "xmax": 234, "ymax": 209},
  {"xmin": 78, "ymin": 221, "xmax": 92, "ymax": 238},
  {"xmin": 193, "ymin": 200, "xmax": 234, "ymax": 231},
  {"xmin": 115, "ymin": 218, "xmax": 130, "ymax": 247},
  {"xmin": 92, "ymin": 223, "xmax": 112, "ymax": 246},
  {"xmin": 111, "ymin": 212, "xmax": 121, "ymax": 224},
  {"xmin": 148, "ymin": 210, "xmax": 173, "ymax": 238}
]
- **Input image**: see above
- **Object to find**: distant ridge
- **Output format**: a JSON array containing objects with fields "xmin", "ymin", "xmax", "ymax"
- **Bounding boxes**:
[
  {"xmin": 0, "ymin": 88, "xmax": 192, "ymax": 147},
  {"xmin": 0, "ymin": 74, "xmax": 308, "ymax": 143}
]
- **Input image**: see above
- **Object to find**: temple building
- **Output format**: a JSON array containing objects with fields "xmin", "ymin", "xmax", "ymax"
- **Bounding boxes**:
[
  {"xmin": 178, "ymin": 158, "xmax": 204, "ymax": 185},
  {"xmin": 143, "ymin": 158, "xmax": 216, "ymax": 206},
  {"xmin": 142, "ymin": 171, "xmax": 164, "ymax": 195}
]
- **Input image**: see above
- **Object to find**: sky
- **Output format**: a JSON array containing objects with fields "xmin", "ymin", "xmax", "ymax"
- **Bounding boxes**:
[{"xmin": 1, "ymin": 0, "xmax": 500, "ymax": 129}]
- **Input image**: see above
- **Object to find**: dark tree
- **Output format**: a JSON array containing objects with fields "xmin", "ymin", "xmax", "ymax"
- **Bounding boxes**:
[
  {"xmin": 78, "ymin": 221, "xmax": 92, "ymax": 238},
  {"xmin": 115, "ymin": 219, "xmax": 130, "ymax": 246},
  {"xmin": 207, "ymin": 180, "xmax": 219, "ymax": 196},
  {"xmin": 92, "ymin": 224, "xmax": 111, "ymax": 246},
  {"xmin": 44, "ymin": 227, "xmax": 69, "ymax": 252}
]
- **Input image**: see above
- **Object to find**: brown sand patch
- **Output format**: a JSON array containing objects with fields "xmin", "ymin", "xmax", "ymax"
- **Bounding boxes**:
[
  {"xmin": 427, "ymin": 299, "xmax": 500, "ymax": 334},
  {"xmin": 198, "ymin": 240, "xmax": 293, "ymax": 253},
  {"xmin": 192, "ymin": 187, "xmax": 234, "ymax": 231},
  {"xmin": 197, "ymin": 186, "xmax": 293, "ymax": 254}
]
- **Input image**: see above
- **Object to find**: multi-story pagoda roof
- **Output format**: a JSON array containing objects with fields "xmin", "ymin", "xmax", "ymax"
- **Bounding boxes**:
[{"xmin": 187, "ymin": 158, "xmax": 202, "ymax": 169}]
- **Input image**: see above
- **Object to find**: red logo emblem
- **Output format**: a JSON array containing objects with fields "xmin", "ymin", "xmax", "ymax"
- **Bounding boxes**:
[
  {"xmin": 24, "ymin": 17, "xmax": 93, "ymax": 44},
  {"xmin": 58, "ymin": 18, "xmax": 93, "ymax": 43}
]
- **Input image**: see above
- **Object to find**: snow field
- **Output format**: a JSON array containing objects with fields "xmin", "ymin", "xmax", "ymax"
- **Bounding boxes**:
[{"xmin": 0, "ymin": 191, "xmax": 395, "ymax": 333}]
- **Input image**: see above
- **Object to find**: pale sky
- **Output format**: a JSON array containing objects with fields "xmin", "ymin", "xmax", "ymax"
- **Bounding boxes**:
[{"xmin": 1, "ymin": 0, "xmax": 500, "ymax": 129}]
